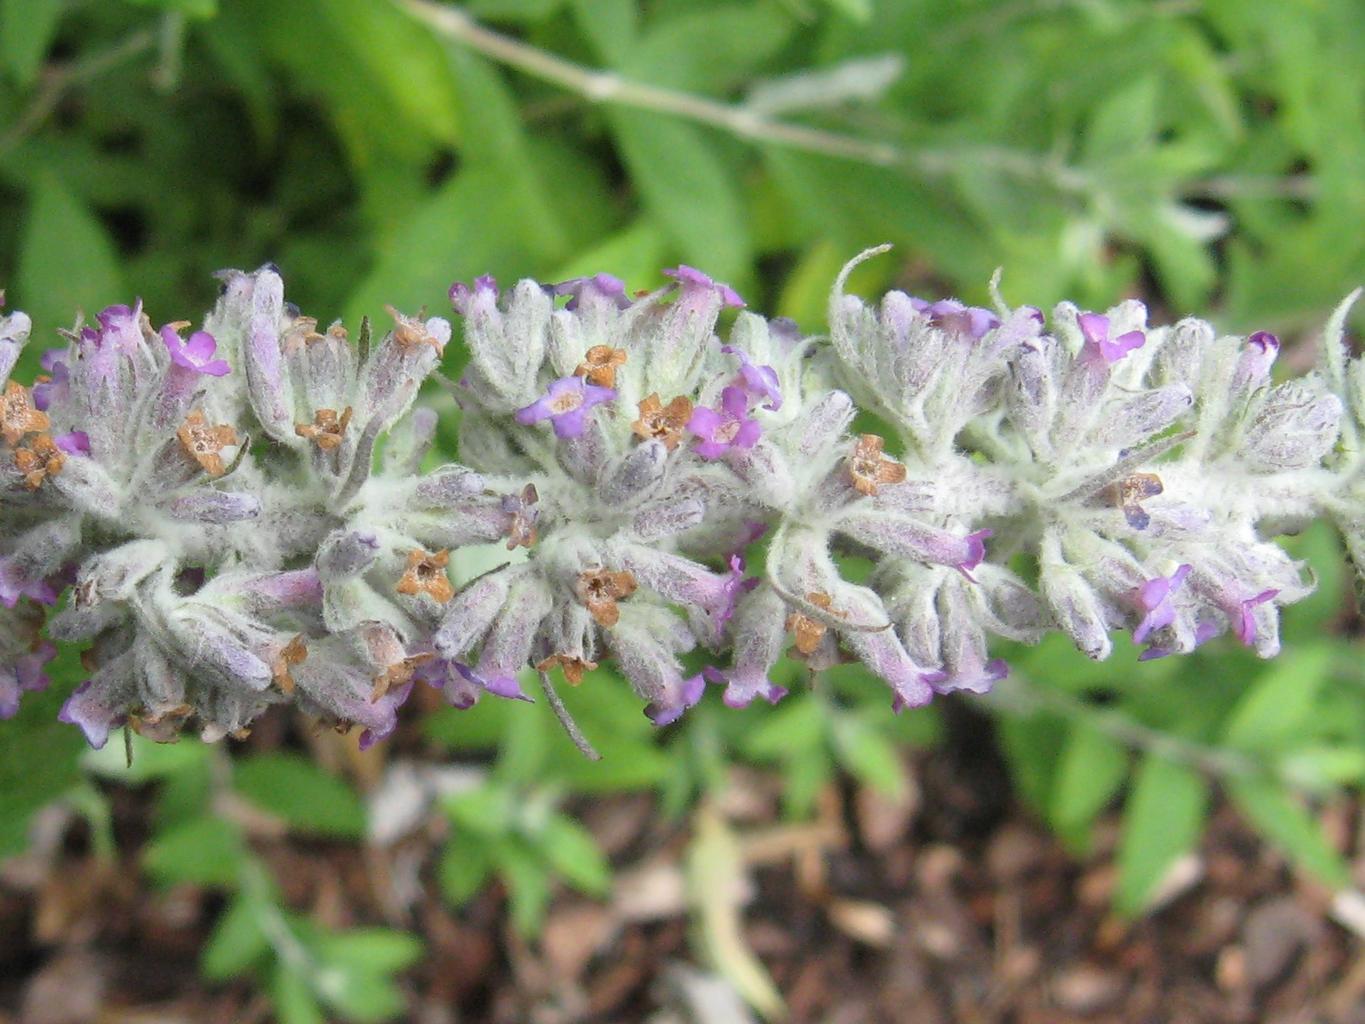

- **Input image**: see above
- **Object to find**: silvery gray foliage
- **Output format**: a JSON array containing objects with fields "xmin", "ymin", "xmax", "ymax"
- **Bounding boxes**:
[{"xmin": 0, "ymin": 249, "xmax": 1359, "ymax": 749}]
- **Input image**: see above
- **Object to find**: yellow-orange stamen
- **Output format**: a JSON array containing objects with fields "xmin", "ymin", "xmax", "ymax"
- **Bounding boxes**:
[
  {"xmin": 631, "ymin": 393, "xmax": 694, "ymax": 451},
  {"xmin": 295, "ymin": 407, "xmax": 353, "ymax": 452},
  {"xmin": 575, "ymin": 345, "xmax": 628, "ymax": 388},
  {"xmin": 396, "ymin": 548, "xmax": 455, "ymax": 604},
  {"xmin": 848, "ymin": 434, "xmax": 907, "ymax": 496},
  {"xmin": 574, "ymin": 568, "xmax": 638, "ymax": 628},
  {"xmin": 177, "ymin": 410, "xmax": 239, "ymax": 477}
]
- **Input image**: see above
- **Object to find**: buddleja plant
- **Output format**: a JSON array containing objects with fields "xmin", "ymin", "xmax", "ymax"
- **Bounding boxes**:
[{"xmin": 1, "ymin": 249, "xmax": 1361, "ymax": 750}]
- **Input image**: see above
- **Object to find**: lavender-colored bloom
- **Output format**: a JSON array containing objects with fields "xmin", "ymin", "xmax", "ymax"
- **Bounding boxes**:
[
  {"xmin": 553, "ymin": 273, "xmax": 630, "ymax": 311},
  {"xmin": 0, "ymin": 562, "xmax": 59, "ymax": 609},
  {"xmin": 1138, "ymin": 618, "xmax": 1221, "ymax": 662},
  {"xmin": 688, "ymin": 386, "xmax": 760, "ymax": 459},
  {"xmin": 54, "ymin": 431, "xmax": 90, "ymax": 456},
  {"xmin": 58, "ymin": 679, "xmax": 126, "ymax": 750},
  {"xmin": 645, "ymin": 673, "xmax": 705, "ymax": 726},
  {"xmin": 720, "ymin": 345, "xmax": 782, "ymax": 410},
  {"xmin": 910, "ymin": 297, "xmax": 1000, "ymax": 340},
  {"xmin": 161, "ymin": 324, "xmax": 231, "ymax": 377},
  {"xmin": 664, "ymin": 265, "xmax": 744, "ymax": 309},
  {"xmin": 0, "ymin": 643, "xmax": 56, "ymax": 719},
  {"xmin": 1078, "ymin": 312, "xmax": 1145, "ymax": 364},
  {"xmin": 1131, "ymin": 564, "xmax": 1192, "ymax": 643},
  {"xmin": 515, "ymin": 376, "xmax": 616, "ymax": 439},
  {"xmin": 32, "ymin": 350, "xmax": 68, "ymax": 411},
  {"xmin": 453, "ymin": 660, "xmax": 531, "ymax": 701},
  {"xmin": 449, "ymin": 274, "xmax": 498, "ymax": 316},
  {"xmin": 1230, "ymin": 588, "xmax": 1279, "ymax": 647}
]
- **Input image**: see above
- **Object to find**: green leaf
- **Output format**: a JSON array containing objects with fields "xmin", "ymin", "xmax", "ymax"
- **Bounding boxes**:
[
  {"xmin": 621, "ymin": 5, "xmax": 795, "ymax": 93},
  {"xmin": 1227, "ymin": 776, "xmax": 1350, "ymax": 889},
  {"xmin": 1115, "ymin": 754, "xmax": 1207, "ymax": 917},
  {"xmin": 741, "ymin": 694, "xmax": 823, "ymax": 760},
  {"xmin": 830, "ymin": 713, "xmax": 906, "ymax": 799},
  {"xmin": 537, "ymin": 814, "xmax": 611, "ymax": 896},
  {"xmin": 273, "ymin": 962, "xmax": 326, "ymax": 1024},
  {"xmin": 607, "ymin": 110, "xmax": 752, "ymax": 288},
  {"xmin": 83, "ymin": 732, "xmax": 209, "ymax": 785},
  {"xmin": 343, "ymin": 166, "xmax": 542, "ymax": 329},
  {"xmin": 143, "ymin": 815, "xmax": 246, "ymax": 888},
  {"xmin": 314, "ymin": 928, "xmax": 423, "ymax": 975},
  {"xmin": 1222, "ymin": 646, "xmax": 1333, "ymax": 752},
  {"xmin": 569, "ymin": 0, "xmax": 637, "ymax": 64},
  {"xmin": 122, "ymin": 0, "xmax": 219, "ymax": 17},
  {"xmin": 445, "ymin": 784, "xmax": 513, "ymax": 837},
  {"xmin": 1050, "ymin": 722, "xmax": 1129, "ymax": 835},
  {"xmin": 0, "ymin": 0, "xmax": 63, "ymax": 85},
  {"xmin": 233, "ymin": 752, "xmax": 367, "ymax": 839},
  {"xmin": 17, "ymin": 175, "xmax": 126, "ymax": 346},
  {"xmin": 497, "ymin": 839, "xmax": 552, "ymax": 937},
  {"xmin": 201, "ymin": 893, "xmax": 270, "ymax": 981},
  {"xmin": 0, "ymin": 649, "xmax": 84, "ymax": 858},
  {"xmin": 438, "ymin": 831, "xmax": 493, "ymax": 907}
]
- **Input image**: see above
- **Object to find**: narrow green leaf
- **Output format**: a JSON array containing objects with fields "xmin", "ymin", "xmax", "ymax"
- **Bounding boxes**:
[
  {"xmin": 143, "ymin": 815, "xmax": 246, "ymax": 888},
  {"xmin": 17, "ymin": 176, "xmax": 126, "ymax": 346},
  {"xmin": 831, "ymin": 713, "xmax": 906, "ymax": 799},
  {"xmin": 538, "ymin": 814, "xmax": 611, "ymax": 896},
  {"xmin": 1050, "ymin": 721, "xmax": 1129, "ymax": 833},
  {"xmin": 0, "ymin": 0, "xmax": 63, "ymax": 85},
  {"xmin": 123, "ymin": 0, "xmax": 219, "ymax": 16},
  {"xmin": 1222, "ymin": 646, "xmax": 1333, "ymax": 752},
  {"xmin": 273, "ymin": 962, "xmax": 326, "ymax": 1024},
  {"xmin": 233, "ymin": 752, "xmax": 366, "ymax": 839},
  {"xmin": 1228, "ymin": 776, "xmax": 1350, "ymax": 888},
  {"xmin": 498, "ymin": 839, "xmax": 552, "ymax": 937},
  {"xmin": 608, "ymin": 110, "xmax": 751, "ymax": 288},
  {"xmin": 621, "ymin": 5, "xmax": 795, "ymax": 93},
  {"xmin": 201, "ymin": 893, "xmax": 270, "ymax": 981},
  {"xmin": 438, "ymin": 831, "xmax": 493, "ymax": 906},
  {"xmin": 313, "ymin": 928, "xmax": 424, "ymax": 975},
  {"xmin": 1115, "ymin": 754, "xmax": 1207, "ymax": 917}
]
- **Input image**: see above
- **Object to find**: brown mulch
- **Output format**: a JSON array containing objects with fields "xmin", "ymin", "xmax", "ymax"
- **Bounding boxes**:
[{"xmin": 1, "ymin": 709, "xmax": 1363, "ymax": 1024}]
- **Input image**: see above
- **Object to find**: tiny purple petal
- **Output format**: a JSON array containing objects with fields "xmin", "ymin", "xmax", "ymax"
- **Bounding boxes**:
[
  {"xmin": 1079, "ymin": 311, "xmax": 1145, "ymax": 364},
  {"xmin": 956, "ymin": 529, "xmax": 992, "ymax": 581},
  {"xmin": 54, "ymin": 431, "xmax": 90, "ymax": 456},
  {"xmin": 645, "ymin": 672, "xmax": 706, "ymax": 726},
  {"xmin": 162, "ymin": 324, "xmax": 230, "ymax": 377},
  {"xmin": 721, "ymin": 345, "xmax": 782, "ymax": 410},
  {"xmin": 1235, "ymin": 588, "xmax": 1279, "ymax": 646},
  {"xmin": 553, "ymin": 273, "xmax": 630, "ymax": 311},
  {"xmin": 664, "ymin": 266, "xmax": 744, "ymax": 308},
  {"xmin": 1131, "ymin": 564, "xmax": 1191, "ymax": 643}
]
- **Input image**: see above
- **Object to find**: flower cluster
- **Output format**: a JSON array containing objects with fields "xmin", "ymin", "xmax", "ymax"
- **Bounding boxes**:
[{"xmin": 0, "ymin": 251, "xmax": 1359, "ymax": 749}]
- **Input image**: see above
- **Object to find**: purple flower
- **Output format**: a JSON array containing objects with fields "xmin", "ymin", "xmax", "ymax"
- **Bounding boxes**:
[
  {"xmin": 664, "ymin": 266, "xmax": 744, "ymax": 309},
  {"xmin": 645, "ymin": 672, "xmax": 705, "ymax": 726},
  {"xmin": 449, "ymin": 274, "xmax": 498, "ymax": 316},
  {"xmin": 1233, "ymin": 331, "xmax": 1280, "ymax": 393},
  {"xmin": 0, "ymin": 642, "xmax": 56, "ymax": 720},
  {"xmin": 0, "ymin": 560, "xmax": 59, "ymax": 609},
  {"xmin": 688, "ymin": 386, "xmax": 761, "ymax": 459},
  {"xmin": 1231, "ymin": 588, "xmax": 1279, "ymax": 647},
  {"xmin": 1138, "ymin": 617, "xmax": 1220, "ymax": 662},
  {"xmin": 358, "ymin": 681, "xmax": 416, "ymax": 751},
  {"xmin": 161, "ymin": 324, "xmax": 230, "ymax": 377},
  {"xmin": 1078, "ymin": 312, "xmax": 1145, "ymax": 365},
  {"xmin": 910, "ymin": 297, "xmax": 1000, "ymax": 340},
  {"xmin": 1131, "ymin": 564, "xmax": 1192, "ymax": 643},
  {"xmin": 32, "ymin": 350, "xmax": 69, "ymax": 411},
  {"xmin": 79, "ymin": 302, "xmax": 144, "ymax": 387},
  {"xmin": 54, "ymin": 431, "xmax": 90, "ymax": 456},
  {"xmin": 552, "ymin": 273, "xmax": 630, "ymax": 311},
  {"xmin": 957, "ymin": 529, "xmax": 992, "ymax": 581},
  {"xmin": 515, "ymin": 376, "xmax": 617, "ymax": 439},
  {"xmin": 702, "ymin": 664, "xmax": 786, "ymax": 710},
  {"xmin": 718, "ymin": 554, "xmax": 760, "ymax": 630},
  {"xmin": 58, "ymin": 680, "xmax": 126, "ymax": 749},
  {"xmin": 720, "ymin": 345, "xmax": 782, "ymax": 410},
  {"xmin": 453, "ymin": 660, "xmax": 531, "ymax": 702}
]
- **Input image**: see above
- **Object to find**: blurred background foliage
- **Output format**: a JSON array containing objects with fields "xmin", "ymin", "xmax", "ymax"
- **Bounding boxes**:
[{"xmin": 2, "ymin": 0, "xmax": 1365, "ymax": 1019}]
